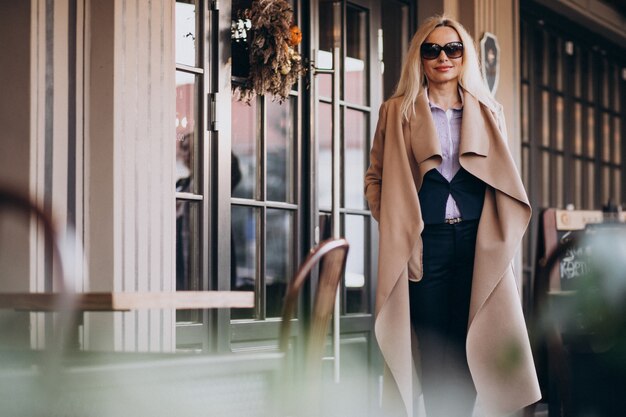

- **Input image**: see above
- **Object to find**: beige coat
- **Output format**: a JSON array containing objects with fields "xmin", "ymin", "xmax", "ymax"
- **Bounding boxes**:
[{"xmin": 365, "ymin": 89, "xmax": 541, "ymax": 416}]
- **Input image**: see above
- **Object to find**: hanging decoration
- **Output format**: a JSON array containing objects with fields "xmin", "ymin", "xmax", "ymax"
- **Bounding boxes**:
[{"xmin": 232, "ymin": 0, "xmax": 306, "ymax": 103}]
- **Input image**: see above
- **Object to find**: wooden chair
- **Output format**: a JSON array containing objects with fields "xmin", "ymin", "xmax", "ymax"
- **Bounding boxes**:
[
  {"xmin": 277, "ymin": 238, "xmax": 349, "ymax": 415},
  {"xmin": 0, "ymin": 186, "xmax": 74, "ymax": 351}
]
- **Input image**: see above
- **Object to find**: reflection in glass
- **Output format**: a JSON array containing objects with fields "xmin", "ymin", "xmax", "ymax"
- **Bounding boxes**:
[
  {"xmin": 574, "ymin": 103, "xmax": 582, "ymax": 155},
  {"xmin": 520, "ymin": 22, "xmax": 528, "ymax": 81},
  {"xmin": 521, "ymin": 85, "xmax": 529, "ymax": 144},
  {"xmin": 555, "ymin": 96, "xmax": 563, "ymax": 150},
  {"xmin": 176, "ymin": 200, "xmax": 201, "ymax": 291},
  {"xmin": 614, "ymin": 65, "xmax": 621, "ymax": 111},
  {"xmin": 266, "ymin": 209, "xmax": 294, "ymax": 317},
  {"xmin": 555, "ymin": 38, "xmax": 563, "ymax": 91},
  {"xmin": 231, "ymin": 205, "xmax": 258, "ymax": 319},
  {"xmin": 614, "ymin": 118, "xmax": 621, "ymax": 164},
  {"xmin": 232, "ymin": 97, "xmax": 258, "ymax": 200},
  {"xmin": 345, "ymin": 215, "xmax": 367, "ymax": 314},
  {"xmin": 542, "ymin": 33, "xmax": 550, "ymax": 86},
  {"xmin": 317, "ymin": 51, "xmax": 333, "ymax": 98},
  {"xmin": 614, "ymin": 169, "xmax": 621, "ymax": 206},
  {"xmin": 602, "ymin": 60, "xmax": 609, "ymax": 109},
  {"xmin": 522, "ymin": 147, "xmax": 529, "ymax": 191},
  {"xmin": 345, "ymin": 5, "xmax": 368, "ymax": 105},
  {"xmin": 541, "ymin": 91, "xmax": 550, "ymax": 146},
  {"xmin": 318, "ymin": 103, "xmax": 333, "ymax": 209},
  {"xmin": 344, "ymin": 109, "xmax": 367, "ymax": 209},
  {"xmin": 574, "ymin": 46, "xmax": 582, "ymax": 98},
  {"xmin": 176, "ymin": 71, "xmax": 198, "ymax": 194},
  {"xmin": 602, "ymin": 166, "xmax": 610, "ymax": 205},
  {"xmin": 176, "ymin": 200, "xmax": 201, "ymax": 322},
  {"xmin": 602, "ymin": 113, "xmax": 610, "ymax": 162},
  {"xmin": 587, "ymin": 53, "xmax": 595, "ymax": 101},
  {"xmin": 267, "ymin": 98, "xmax": 295, "ymax": 203},
  {"xmin": 542, "ymin": 152, "xmax": 550, "ymax": 207},
  {"xmin": 318, "ymin": 0, "xmax": 337, "ymax": 98},
  {"xmin": 574, "ymin": 159, "xmax": 582, "ymax": 209},
  {"xmin": 586, "ymin": 162, "xmax": 595, "ymax": 209},
  {"xmin": 587, "ymin": 107, "xmax": 595, "ymax": 157},
  {"xmin": 556, "ymin": 155, "xmax": 563, "ymax": 208},
  {"xmin": 175, "ymin": 1, "xmax": 198, "ymax": 66}
]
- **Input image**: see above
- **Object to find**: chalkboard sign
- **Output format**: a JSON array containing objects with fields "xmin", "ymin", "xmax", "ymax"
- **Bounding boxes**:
[{"xmin": 558, "ymin": 233, "xmax": 588, "ymax": 291}]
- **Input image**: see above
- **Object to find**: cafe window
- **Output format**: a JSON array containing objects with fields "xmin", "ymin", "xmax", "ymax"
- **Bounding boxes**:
[
  {"xmin": 520, "ymin": 3, "xmax": 626, "ymax": 304},
  {"xmin": 230, "ymin": 0, "xmax": 300, "ymax": 322},
  {"xmin": 175, "ymin": 0, "xmax": 207, "ymax": 336}
]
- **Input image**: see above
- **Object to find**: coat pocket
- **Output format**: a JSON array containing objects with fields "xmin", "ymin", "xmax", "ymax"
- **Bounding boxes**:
[{"xmin": 407, "ymin": 236, "xmax": 423, "ymax": 282}]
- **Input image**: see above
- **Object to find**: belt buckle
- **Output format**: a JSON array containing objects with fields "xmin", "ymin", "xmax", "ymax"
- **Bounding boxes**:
[{"xmin": 445, "ymin": 217, "xmax": 462, "ymax": 225}]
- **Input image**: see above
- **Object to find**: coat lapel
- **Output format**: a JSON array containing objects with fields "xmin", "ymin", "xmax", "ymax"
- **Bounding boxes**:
[
  {"xmin": 460, "ymin": 91, "xmax": 490, "ymax": 157},
  {"xmin": 409, "ymin": 93, "xmax": 441, "ymax": 164}
]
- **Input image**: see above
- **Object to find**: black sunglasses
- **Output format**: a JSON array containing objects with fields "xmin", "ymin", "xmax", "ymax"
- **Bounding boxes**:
[{"xmin": 420, "ymin": 42, "xmax": 464, "ymax": 60}]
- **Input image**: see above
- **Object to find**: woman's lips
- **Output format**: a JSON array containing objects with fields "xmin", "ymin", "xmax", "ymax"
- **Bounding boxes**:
[{"xmin": 435, "ymin": 66, "xmax": 453, "ymax": 71}]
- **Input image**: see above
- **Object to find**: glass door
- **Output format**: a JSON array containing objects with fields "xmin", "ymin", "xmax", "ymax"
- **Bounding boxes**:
[{"xmin": 312, "ymin": 0, "xmax": 382, "ymax": 412}]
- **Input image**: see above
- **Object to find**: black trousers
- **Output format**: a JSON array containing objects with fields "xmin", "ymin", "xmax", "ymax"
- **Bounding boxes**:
[{"xmin": 409, "ymin": 219, "xmax": 478, "ymax": 417}]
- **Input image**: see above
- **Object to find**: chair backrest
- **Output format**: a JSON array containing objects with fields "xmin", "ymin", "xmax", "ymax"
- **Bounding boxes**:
[
  {"xmin": 0, "ymin": 187, "xmax": 76, "ymax": 353},
  {"xmin": 278, "ymin": 238, "xmax": 349, "ymax": 376},
  {"xmin": 0, "ymin": 187, "xmax": 66, "ymax": 290}
]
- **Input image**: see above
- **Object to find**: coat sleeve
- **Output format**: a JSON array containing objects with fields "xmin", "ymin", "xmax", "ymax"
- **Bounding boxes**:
[{"xmin": 364, "ymin": 102, "xmax": 388, "ymax": 222}]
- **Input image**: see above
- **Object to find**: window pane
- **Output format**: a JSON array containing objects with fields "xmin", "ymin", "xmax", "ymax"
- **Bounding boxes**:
[
  {"xmin": 555, "ymin": 96, "xmax": 564, "ymax": 150},
  {"xmin": 345, "ymin": 215, "xmax": 367, "ymax": 314},
  {"xmin": 602, "ymin": 166, "xmax": 610, "ymax": 206},
  {"xmin": 266, "ymin": 209, "xmax": 295, "ymax": 318},
  {"xmin": 521, "ymin": 84, "xmax": 529, "ymax": 144},
  {"xmin": 542, "ymin": 152, "xmax": 550, "ymax": 207},
  {"xmin": 586, "ymin": 162, "xmax": 595, "ymax": 209},
  {"xmin": 601, "ymin": 59, "xmax": 609, "ymax": 109},
  {"xmin": 345, "ymin": 5, "xmax": 369, "ymax": 105},
  {"xmin": 602, "ymin": 113, "xmax": 610, "ymax": 162},
  {"xmin": 614, "ymin": 169, "xmax": 621, "ymax": 207},
  {"xmin": 541, "ymin": 91, "xmax": 550, "ymax": 147},
  {"xmin": 574, "ymin": 45, "xmax": 582, "ymax": 98},
  {"xmin": 267, "ymin": 98, "xmax": 295, "ymax": 203},
  {"xmin": 586, "ymin": 106, "xmax": 595, "ymax": 157},
  {"xmin": 587, "ymin": 53, "xmax": 595, "ymax": 101},
  {"xmin": 176, "ymin": 200, "xmax": 202, "ymax": 322},
  {"xmin": 520, "ymin": 21, "xmax": 528, "ymax": 80},
  {"xmin": 614, "ymin": 118, "xmax": 621, "ymax": 164},
  {"xmin": 522, "ymin": 146, "xmax": 529, "ymax": 190},
  {"xmin": 232, "ymin": 97, "xmax": 259, "ymax": 200},
  {"xmin": 344, "ymin": 109, "xmax": 367, "ymax": 209},
  {"xmin": 318, "ymin": 0, "xmax": 338, "ymax": 98},
  {"xmin": 614, "ymin": 65, "xmax": 621, "ymax": 112},
  {"xmin": 541, "ymin": 32, "xmax": 550, "ymax": 86},
  {"xmin": 574, "ymin": 159, "xmax": 582, "ymax": 209},
  {"xmin": 574, "ymin": 103, "xmax": 582, "ymax": 154},
  {"xmin": 555, "ymin": 38, "xmax": 563, "ymax": 91},
  {"xmin": 176, "ymin": 200, "xmax": 201, "ymax": 291},
  {"xmin": 175, "ymin": 1, "xmax": 198, "ymax": 67},
  {"xmin": 176, "ymin": 71, "xmax": 199, "ymax": 194},
  {"xmin": 318, "ymin": 103, "xmax": 333, "ymax": 209},
  {"xmin": 231, "ymin": 205, "xmax": 258, "ymax": 319},
  {"xmin": 556, "ymin": 155, "xmax": 563, "ymax": 208}
]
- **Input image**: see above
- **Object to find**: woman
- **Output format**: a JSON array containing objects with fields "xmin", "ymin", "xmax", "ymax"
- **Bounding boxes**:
[{"xmin": 365, "ymin": 16, "xmax": 540, "ymax": 417}]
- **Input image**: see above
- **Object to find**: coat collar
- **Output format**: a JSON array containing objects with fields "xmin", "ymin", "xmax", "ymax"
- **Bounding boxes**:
[{"xmin": 408, "ymin": 88, "xmax": 490, "ymax": 165}]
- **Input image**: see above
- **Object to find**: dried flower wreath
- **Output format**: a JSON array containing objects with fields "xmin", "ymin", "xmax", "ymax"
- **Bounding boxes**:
[{"xmin": 234, "ymin": 0, "xmax": 306, "ymax": 103}]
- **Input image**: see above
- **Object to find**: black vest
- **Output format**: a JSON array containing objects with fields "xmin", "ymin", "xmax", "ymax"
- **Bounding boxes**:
[{"xmin": 418, "ymin": 168, "xmax": 486, "ymax": 225}]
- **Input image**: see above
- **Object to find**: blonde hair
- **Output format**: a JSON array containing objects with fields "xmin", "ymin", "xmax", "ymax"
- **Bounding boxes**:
[{"xmin": 392, "ymin": 15, "xmax": 497, "ymax": 120}]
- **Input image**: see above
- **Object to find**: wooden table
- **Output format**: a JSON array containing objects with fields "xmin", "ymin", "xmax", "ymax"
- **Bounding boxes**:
[{"xmin": 0, "ymin": 291, "xmax": 254, "ymax": 311}]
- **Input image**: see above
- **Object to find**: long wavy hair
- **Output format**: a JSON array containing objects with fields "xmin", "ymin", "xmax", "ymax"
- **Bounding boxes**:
[{"xmin": 392, "ymin": 15, "xmax": 497, "ymax": 121}]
